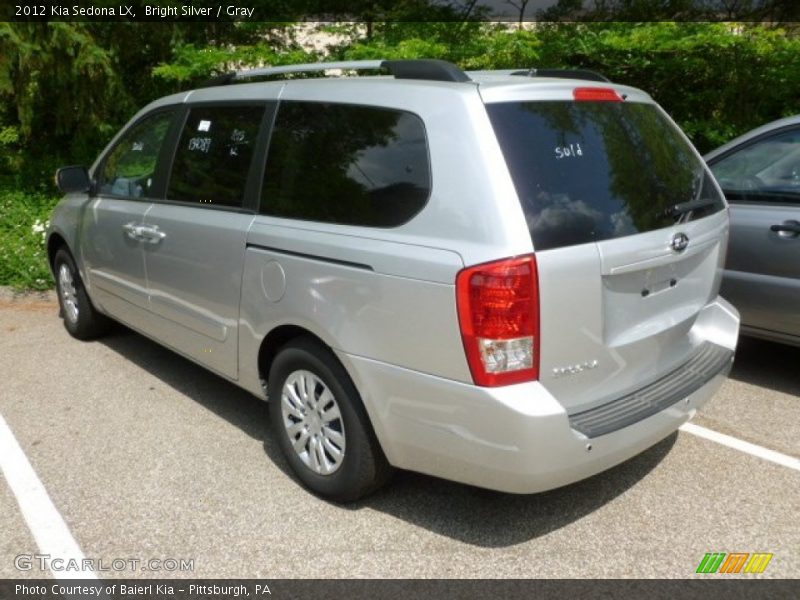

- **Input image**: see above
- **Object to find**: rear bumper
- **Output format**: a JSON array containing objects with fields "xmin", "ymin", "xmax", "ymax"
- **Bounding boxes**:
[{"xmin": 339, "ymin": 296, "xmax": 739, "ymax": 494}]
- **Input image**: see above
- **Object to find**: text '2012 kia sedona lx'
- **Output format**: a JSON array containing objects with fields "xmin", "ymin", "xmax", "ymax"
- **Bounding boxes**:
[{"xmin": 48, "ymin": 59, "xmax": 740, "ymax": 501}]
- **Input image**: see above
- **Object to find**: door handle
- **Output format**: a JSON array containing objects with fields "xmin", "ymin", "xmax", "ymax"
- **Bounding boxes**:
[
  {"xmin": 138, "ymin": 225, "xmax": 167, "ymax": 243},
  {"xmin": 122, "ymin": 222, "xmax": 145, "ymax": 241},
  {"xmin": 770, "ymin": 220, "xmax": 800, "ymax": 237}
]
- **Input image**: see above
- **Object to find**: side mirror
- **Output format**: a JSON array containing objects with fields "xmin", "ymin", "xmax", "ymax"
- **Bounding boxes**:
[{"xmin": 55, "ymin": 166, "xmax": 91, "ymax": 194}]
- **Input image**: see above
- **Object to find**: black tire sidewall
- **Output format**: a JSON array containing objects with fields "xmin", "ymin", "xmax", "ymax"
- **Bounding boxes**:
[
  {"xmin": 268, "ymin": 339, "xmax": 388, "ymax": 502},
  {"xmin": 53, "ymin": 248, "xmax": 105, "ymax": 339}
]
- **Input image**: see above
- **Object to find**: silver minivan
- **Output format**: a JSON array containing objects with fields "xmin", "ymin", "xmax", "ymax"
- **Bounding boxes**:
[{"xmin": 48, "ymin": 59, "xmax": 740, "ymax": 501}]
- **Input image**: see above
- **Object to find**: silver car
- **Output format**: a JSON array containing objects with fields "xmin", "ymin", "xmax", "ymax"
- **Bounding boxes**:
[
  {"xmin": 48, "ymin": 59, "xmax": 739, "ymax": 501},
  {"xmin": 705, "ymin": 115, "xmax": 800, "ymax": 347}
]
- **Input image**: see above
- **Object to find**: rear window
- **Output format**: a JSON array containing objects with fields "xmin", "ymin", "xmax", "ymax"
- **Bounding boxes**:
[{"xmin": 487, "ymin": 101, "xmax": 725, "ymax": 251}]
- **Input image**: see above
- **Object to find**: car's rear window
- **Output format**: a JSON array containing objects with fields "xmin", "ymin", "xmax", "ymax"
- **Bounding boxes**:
[{"xmin": 486, "ymin": 101, "xmax": 725, "ymax": 251}]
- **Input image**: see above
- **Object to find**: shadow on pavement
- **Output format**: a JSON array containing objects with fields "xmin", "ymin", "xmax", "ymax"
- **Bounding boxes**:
[
  {"xmin": 100, "ymin": 325, "xmax": 677, "ymax": 548},
  {"xmin": 99, "ymin": 325, "xmax": 269, "ymax": 441},
  {"xmin": 729, "ymin": 336, "xmax": 800, "ymax": 397},
  {"xmin": 350, "ymin": 434, "xmax": 675, "ymax": 547}
]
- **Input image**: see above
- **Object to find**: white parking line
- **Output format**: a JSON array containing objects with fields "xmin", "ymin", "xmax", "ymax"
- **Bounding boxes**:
[
  {"xmin": 680, "ymin": 422, "xmax": 800, "ymax": 472},
  {"xmin": 0, "ymin": 412, "xmax": 97, "ymax": 580}
]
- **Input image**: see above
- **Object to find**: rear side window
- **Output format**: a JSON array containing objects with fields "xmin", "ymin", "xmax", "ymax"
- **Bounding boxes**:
[
  {"xmin": 260, "ymin": 101, "xmax": 430, "ymax": 227},
  {"xmin": 709, "ymin": 127, "xmax": 800, "ymax": 204},
  {"xmin": 167, "ymin": 105, "xmax": 264, "ymax": 208},
  {"xmin": 98, "ymin": 110, "xmax": 175, "ymax": 198},
  {"xmin": 487, "ymin": 101, "xmax": 725, "ymax": 251}
]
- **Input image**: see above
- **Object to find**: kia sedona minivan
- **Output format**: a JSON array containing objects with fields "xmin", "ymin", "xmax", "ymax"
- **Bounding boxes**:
[{"xmin": 48, "ymin": 59, "xmax": 739, "ymax": 501}]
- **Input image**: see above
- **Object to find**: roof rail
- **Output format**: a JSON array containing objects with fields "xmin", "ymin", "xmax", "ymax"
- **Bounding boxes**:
[
  {"xmin": 200, "ymin": 59, "xmax": 472, "ymax": 87},
  {"xmin": 201, "ymin": 72, "xmax": 237, "ymax": 87},
  {"xmin": 511, "ymin": 68, "xmax": 610, "ymax": 83},
  {"xmin": 232, "ymin": 60, "xmax": 385, "ymax": 81},
  {"xmin": 383, "ymin": 59, "xmax": 471, "ymax": 83}
]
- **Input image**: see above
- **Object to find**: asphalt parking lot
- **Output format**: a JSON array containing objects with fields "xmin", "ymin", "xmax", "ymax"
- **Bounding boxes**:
[{"xmin": 1, "ymin": 290, "xmax": 798, "ymax": 579}]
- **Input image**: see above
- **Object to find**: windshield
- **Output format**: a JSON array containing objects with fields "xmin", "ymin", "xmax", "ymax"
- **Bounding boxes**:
[{"xmin": 487, "ymin": 101, "xmax": 725, "ymax": 251}]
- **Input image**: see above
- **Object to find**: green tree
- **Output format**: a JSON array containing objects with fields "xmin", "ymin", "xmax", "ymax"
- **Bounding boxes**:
[{"xmin": 0, "ymin": 21, "xmax": 305, "ymax": 191}]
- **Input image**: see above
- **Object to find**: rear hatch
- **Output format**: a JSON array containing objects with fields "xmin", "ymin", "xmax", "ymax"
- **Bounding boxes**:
[{"xmin": 484, "ymin": 86, "xmax": 728, "ymax": 414}]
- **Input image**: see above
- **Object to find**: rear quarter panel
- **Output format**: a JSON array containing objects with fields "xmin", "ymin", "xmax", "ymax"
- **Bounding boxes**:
[{"xmin": 237, "ymin": 221, "xmax": 470, "ymax": 400}]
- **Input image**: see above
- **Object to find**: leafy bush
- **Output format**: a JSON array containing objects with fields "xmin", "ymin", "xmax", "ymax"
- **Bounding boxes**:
[{"xmin": 0, "ymin": 190, "xmax": 58, "ymax": 290}]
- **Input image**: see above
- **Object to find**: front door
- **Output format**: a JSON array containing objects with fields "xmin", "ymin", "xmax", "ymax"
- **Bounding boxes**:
[{"xmin": 81, "ymin": 109, "xmax": 176, "ymax": 331}]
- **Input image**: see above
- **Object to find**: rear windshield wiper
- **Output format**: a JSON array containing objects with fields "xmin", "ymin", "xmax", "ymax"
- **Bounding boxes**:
[{"xmin": 661, "ymin": 198, "xmax": 718, "ymax": 219}]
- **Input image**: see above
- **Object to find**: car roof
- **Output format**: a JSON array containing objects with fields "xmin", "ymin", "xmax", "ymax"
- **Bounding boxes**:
[
  {"xmin": 467, "ymin": 72, "xmax": 651, "ymax": 103},
  {"xmin": 140, "ymin": 60, "xmax": 654, "ymax": 113}
]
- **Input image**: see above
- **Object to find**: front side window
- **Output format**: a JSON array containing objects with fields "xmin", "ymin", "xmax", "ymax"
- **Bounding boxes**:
[
  {"xmin": 260, "ymin": 101, "xmax": 430, "ymax": 227},
  {"xmin": 487, "ymin": 101, "xmax": 725, "ymax": 251},
  {"xmin": 710, "ymin": 128, "xmax": 800, "ymax": 204},
  {"xmin": 97, "ymin": 110, "xmax": 175, "ymax": 198},
  {"xmin": 167, "ymin": 105, "xmax": 265, "ymax": 208}
]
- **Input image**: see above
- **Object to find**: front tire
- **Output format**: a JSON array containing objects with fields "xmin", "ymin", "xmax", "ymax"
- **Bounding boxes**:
[
  {"xmin": 53, "ymin": 247, "xmax": 110, "ymax": 340},
  {"xmin": 268, "ymin": 337, "xmax": 392, "ymax": 502}
]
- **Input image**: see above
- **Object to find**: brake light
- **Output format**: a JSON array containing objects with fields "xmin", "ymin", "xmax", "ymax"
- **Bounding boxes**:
[
  {"xmin": 573, "ymin": 87, "xmax": 622, "ymax": 102},
  {"xmin": 456, "ymin": 255, "xmax": 540, "ymax": 387}
]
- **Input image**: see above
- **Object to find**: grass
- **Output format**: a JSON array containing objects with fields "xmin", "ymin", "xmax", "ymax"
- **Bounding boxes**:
[{"xmin": 0, "ymin": 189, "xmax": 59, "ymax": 291}]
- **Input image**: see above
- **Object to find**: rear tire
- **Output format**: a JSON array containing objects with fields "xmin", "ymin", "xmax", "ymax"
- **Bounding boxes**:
[
  {"xmin": 53, "ymin": 247, "xmax": 110, "ymax": 340},
  {"xmin": 268, "ymin": 337, "xmax": 392, "ymax": 502}
]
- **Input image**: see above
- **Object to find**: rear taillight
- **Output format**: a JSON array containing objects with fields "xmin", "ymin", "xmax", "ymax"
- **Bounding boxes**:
[
  {"xmin": 573, "ymin": 87, "xmax": 623, "ymax": 102},
  {"xmin": 456, "ymin": 255, "xmax": 540, "ymax": 387}
]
